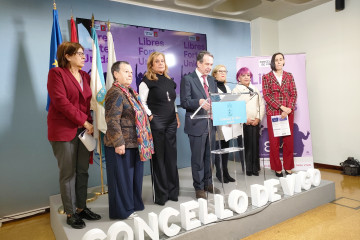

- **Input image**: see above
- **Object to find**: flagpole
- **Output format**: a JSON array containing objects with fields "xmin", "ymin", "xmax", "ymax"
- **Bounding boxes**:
[
  {"xmin": 94, "ymin": 132, "xmax": 108, "ymax": 195},
  {"xmin": 90, "ymin": 14, "xmax": 108, "ymax": 195}
]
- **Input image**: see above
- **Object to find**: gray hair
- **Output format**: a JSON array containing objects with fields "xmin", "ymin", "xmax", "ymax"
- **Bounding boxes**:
[{"xmin": 111, "ymin": 61, "xmax": 130, "ymax": 79}]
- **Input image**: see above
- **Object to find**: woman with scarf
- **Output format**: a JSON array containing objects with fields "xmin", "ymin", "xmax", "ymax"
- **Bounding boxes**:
[{"xmin": 104, "ymin": 61, "xmax": 154, "ymax": 219}]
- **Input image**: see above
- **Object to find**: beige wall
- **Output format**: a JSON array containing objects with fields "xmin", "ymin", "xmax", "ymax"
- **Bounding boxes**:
[{"xmin": 252, "ymin": 0, "xmax": 360, "ymax": 166}]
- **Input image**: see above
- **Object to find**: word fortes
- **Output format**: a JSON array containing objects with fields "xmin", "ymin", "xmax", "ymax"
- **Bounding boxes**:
[{"xmin": 82, "ymin": 169, "xmax": 321, "ymax": 240}]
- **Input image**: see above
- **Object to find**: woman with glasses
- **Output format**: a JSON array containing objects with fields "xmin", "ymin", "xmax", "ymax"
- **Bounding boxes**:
[
  {"xmin": 211, "ymin": 65, "xmax": 235, "ymax": 183},
  {"xmin": 233, "ymin": 67, "xmax": 265, "ymax": 176},
  {"xmin": 47, "ymin": 42, "xmax": 101, "ymax": 229}
]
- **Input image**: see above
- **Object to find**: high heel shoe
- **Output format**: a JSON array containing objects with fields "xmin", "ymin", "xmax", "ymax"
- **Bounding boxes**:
[
  {"xmin": 275, "ymin": 171, "xmax": 283, "ymax": 177},
  {"xmin": 284, "ymin": 170, "xmax": 292, "ymax": 175}
]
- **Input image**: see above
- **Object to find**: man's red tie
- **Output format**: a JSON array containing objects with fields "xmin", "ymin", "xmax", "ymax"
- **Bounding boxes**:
[
  {"xmin": 202, "ymin": 75, "xmax": 210, "ymax": 99},
  {"xmin": 202, "ymin": 75, "xmax": 212, "ymax": 119}
]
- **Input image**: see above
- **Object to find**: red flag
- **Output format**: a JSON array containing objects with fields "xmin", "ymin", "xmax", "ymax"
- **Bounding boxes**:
[{"xmin": 70, "ymin": 16, "xmax": 78, "ymax": 42}]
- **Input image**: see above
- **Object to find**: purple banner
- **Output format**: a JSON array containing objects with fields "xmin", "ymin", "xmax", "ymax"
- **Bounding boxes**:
[
  {"xmin": 76, "ymin": 18, "xmax": 207, "ymax": 94},
  {"xmin": 236, "ymin": 54, "xmax": 313, "ymax": 170}
]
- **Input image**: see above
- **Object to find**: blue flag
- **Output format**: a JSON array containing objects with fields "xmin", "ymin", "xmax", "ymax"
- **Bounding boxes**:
[{"xmin": 46, "ymin": 7, "xmax": 63, "ymax": 111}]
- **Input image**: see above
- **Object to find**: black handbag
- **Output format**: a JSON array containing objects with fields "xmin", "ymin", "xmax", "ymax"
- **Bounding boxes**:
[{"xmin": 340, "ymin": 157, "xmax": 360, "ymax": 176}]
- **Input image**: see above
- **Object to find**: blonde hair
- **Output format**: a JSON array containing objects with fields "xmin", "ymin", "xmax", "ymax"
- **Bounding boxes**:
[
  {"xmin": 144, "ymin": 52, "xmax": 171, "ymax": 80},
  {"xmin": 211, "ymin": 64, "xmax": 227, "ymax": 83}
]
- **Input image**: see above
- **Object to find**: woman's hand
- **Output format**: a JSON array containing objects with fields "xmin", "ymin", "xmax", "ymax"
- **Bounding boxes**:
[
  {"xmin": 176, "ymin": 113, "xmax": 181, "ymax": 128},
  {"xmin": 280, "ymin": 106, "xmax": 292, "ymax": 114},
  {"xmin": 252, "ymin": 118, "xmax": 260, "ymax": 126},
  {"xmin": 281, "ymin": 111, "xmax": 288, "ymax": 119},
  {"xmin": 115, "ymin": 145, "xmax": 126, "ymax": 155},
  {"xmin": 246, "ymin": 118, "xmax": 254, "ymax": 125},
  {"xmin": 83, "ymin": 121, "xmax": 94, "ymax": 134},
  {"xmin": 149, "ymin": 115, "xmax": 154, "ymax": 121}
]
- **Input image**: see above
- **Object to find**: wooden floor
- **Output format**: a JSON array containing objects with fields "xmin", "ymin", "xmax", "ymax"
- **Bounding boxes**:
[{"xmin": 1, "ymin": 169, "xmax": 359, "ymax": 240}]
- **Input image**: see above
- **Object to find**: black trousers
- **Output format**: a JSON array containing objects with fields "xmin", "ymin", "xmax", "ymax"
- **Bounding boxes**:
[
  {"xmin": 242, "ymin": 124, "xmax": 260, "ymax": 173},
  {"xmin": 214, "ymin": 140, "xmax": 230, "ymax": 177},
  {"xmin": 150, "ymin": 116, "xmax": 179, "ymax": 204}
]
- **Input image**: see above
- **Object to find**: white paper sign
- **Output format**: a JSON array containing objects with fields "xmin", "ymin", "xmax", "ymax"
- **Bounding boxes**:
[{"xmin": 271, "ymin": 115, "xmax": 291, "ymax": 137}]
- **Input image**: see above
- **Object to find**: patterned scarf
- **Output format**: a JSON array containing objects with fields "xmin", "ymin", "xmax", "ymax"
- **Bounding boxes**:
[{"xmin": 113, "ymin": 82, "xmax": 154, "ymax": 161}]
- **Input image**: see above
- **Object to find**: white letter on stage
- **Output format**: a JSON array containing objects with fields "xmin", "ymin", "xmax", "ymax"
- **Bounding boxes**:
[
  {"xmin": 298, "ymin": 171, "xmax": 312, "ymax": 190},
  {"xmin": 264, "ymin": 179, "xmax": 281, "ymax": 202},
  {"xmin": 294, "ymin": 173, "xmax": 302, "ymax": 193},
  {"xmin": 308, "ymin": 169, "xmax": 321, "ymax": 186},
  {"xmin": 180, "ymin": 200, "xmax": 201, "ymax": 231},
  {"xmin": 279, "ymin": 175, "xmax": 296, "ymax": 196},
  {"xmin": 158, "ymin": 207, "xmax": 181, "ymax": 237},
  {"xmin": 82, "ymin": 228, "xmax": 107, "ymax": 240},
  {"xmin": 134, "ymin": 213, "xmax": 159, "ymax": 240},
  {"xmin": 228, "ymin": 190, "xmax": 248, "ymax": 214},
  {"xmin": 107, "ymin": 222, "xmax": 134, "ymax": 240},
  {"xmin": 214, "ymin": 194, "xmax": 233, "ymax": 219},
  {"xmin": 198, "ymin": 198, "xmax": 217, "ymax": 224},
  {"xmin": 251, "ymin": 184, "xmax": 269, "ymax": 207}
]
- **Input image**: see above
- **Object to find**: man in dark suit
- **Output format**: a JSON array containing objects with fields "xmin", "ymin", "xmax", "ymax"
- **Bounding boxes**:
[{"xmin": 180, "ymin": 51, "xmax": 220, "ymax": 199}]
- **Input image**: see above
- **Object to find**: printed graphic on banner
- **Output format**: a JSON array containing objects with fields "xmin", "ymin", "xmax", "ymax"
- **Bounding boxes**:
[
  {"xmin": 76, "ymin": 18, "xmax": 207, "ymax": 94},
  {"xmin": 236, "ymin": 54, "xmax": 313, "ymax": 171}
]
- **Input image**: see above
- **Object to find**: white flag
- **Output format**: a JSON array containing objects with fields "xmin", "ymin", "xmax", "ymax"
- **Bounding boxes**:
[
  {"xmin": 106, "ymin": 30, "xmax": 117, "ymax": 91},
  {"xmin": 90, "ymin": 27, "xmax": 107, "ymax": 145}
]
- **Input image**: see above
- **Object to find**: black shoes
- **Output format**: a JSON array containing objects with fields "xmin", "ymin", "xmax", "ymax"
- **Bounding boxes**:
[
  {"xmin": 284, "ymin": 170, "xmax": 292, "ymax": 175},
  {"xmin": 226, "ymin": 174, "xmax": 236, "ymax": 182},
  {"xmin": 67, "ymin": 213, "xmax": 85, "ymax": 229},
  {"xmin": 252, "ymin": 171, "xmax": 259, "ymax": 176},
  {"xmin": 246, "ymin": 171, "xmax": 253, "ymax": 176},
  {"xmin": 275, "ymin": 171, "xmax": 284, "ymax": 177},
  {"xmin": 77, "ymin": 207, "xmax": 101, "ymax": 221},
  {"xmin": 216, "ymin": 174, "xmax": 229, "ymax": 183}
]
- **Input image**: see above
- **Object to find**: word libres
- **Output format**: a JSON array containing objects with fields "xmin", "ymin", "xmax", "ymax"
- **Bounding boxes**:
[{"xmin": 82, "ymin": 169, "xmax": 321, "ymax": 240}]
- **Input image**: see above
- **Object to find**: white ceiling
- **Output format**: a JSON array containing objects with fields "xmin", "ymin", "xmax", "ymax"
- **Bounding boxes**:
[{"xmin": 110, "ymin": 0, "xmax": 332, "ymax": 22}]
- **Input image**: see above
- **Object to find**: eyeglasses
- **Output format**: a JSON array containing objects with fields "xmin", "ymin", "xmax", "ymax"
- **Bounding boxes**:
[
  {"xmin": 218, "ymin": 70, "xmax": 228, "ymax": 74},
  {"xmin": 76, "ymin": 52, "xmax": 85, "ymax": 57}
]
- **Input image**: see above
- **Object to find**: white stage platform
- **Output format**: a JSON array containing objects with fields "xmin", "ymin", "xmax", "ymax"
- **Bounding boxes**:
[{"xmin": 50, "ymin": 165, "xmax": 335, "ymax": 240}]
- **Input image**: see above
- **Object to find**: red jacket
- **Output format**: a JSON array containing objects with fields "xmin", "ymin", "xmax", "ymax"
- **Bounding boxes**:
[
  {"xmin": 47, "ymin": 67, "xmax": 92, "ymax": 141},
  {"xmin": 262, "ymin": 71, "xmax": 297, "ymax": 116}
]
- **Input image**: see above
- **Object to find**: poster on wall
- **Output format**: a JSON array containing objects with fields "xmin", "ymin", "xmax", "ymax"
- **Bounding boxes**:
[
  {"xmin": 236, "ymin": 54, "xmax": 313, "ymax": 171},
  {"xmin": 76, "ymin": 18, "xmax": 207, "ymax": 94}
]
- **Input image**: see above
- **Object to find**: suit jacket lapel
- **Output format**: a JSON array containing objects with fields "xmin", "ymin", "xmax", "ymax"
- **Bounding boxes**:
[
  {"xmin": 269, "ymin": 71, "xmax": 281, "ymax": 88},
  {"xmin": 64, "ymin": 68, "xmax": 85, "ymax": 99},
  {"xmin": 280, "ymin": 72, "xmax": 288, "ymax": 91},
  {"xmin": 192, "ymin": 71, "xmax": 207, "ymax": 99}
]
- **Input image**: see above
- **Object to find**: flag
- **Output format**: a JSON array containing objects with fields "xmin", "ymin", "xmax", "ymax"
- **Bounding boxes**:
[
  {"xmin": 106, "ymin": 29, "xmax": 117, "ymax": 91},
  {"xmin": 90, "ymin": 26, "xmax": 107, "ymax": 152},
  {"xmin": 70, "ymin": 16, "xmax": 78, "ymax": 42},
  {"xmin": 46, "ymin": 3, "xmax": 63, "ymax": 111}
]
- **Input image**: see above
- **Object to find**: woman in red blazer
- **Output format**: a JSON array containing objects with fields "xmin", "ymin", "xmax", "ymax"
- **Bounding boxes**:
[
  {"xmin": 47, "ymin": 42, "xmax": 100, "ymax": 229},
  {"xmin": 262, "ymin": 53, "xmax": 297, "ymax": 177}
]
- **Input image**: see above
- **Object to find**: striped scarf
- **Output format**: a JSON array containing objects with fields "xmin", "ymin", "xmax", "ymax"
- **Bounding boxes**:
[{"xmin": 113, "ymin": 82, "xmax": 154, "ymax": 161}]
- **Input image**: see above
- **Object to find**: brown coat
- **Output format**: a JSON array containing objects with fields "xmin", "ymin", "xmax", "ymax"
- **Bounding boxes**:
[{"xmin": 104, "ymin": 86, "xmax": 138, "ymax": 148}]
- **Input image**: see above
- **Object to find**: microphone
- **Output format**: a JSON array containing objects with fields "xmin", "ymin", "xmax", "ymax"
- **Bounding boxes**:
[{"xmin": 237, "ymin": 83, "xmax": 257, "ymax": 96}]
